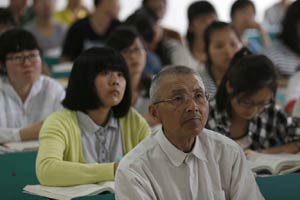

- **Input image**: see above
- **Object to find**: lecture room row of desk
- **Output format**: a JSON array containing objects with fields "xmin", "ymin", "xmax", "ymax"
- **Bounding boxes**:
[{"xmin": 1, "ymin": 151, "xmax": 300, "ymax": 200}]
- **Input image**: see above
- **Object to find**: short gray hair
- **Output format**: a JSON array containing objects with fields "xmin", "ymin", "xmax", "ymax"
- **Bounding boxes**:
[{"xmin": 149, "ymin": 65, "xmax": 204, "ymax": 103}]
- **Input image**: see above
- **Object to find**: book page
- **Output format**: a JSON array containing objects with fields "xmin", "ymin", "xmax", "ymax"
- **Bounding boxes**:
[
  {"xmin": 2, "ymin": 140, "xmax": 39, "ymax": 152},
  {"xmin": 247, "ymin": 153, "xmax": 300, "ymax": 175},
  {"xmin": 23, "ymin": 182, "xmax": 115, "ymax": 200}
]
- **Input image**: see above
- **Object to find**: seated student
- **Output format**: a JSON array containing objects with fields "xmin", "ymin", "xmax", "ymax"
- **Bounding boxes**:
[
  {"xmin": 0, "ymin": 8, "xmax": 16, "ymax": 34},
  {"xmin": 54, "ymin": 0, "xmax": 89, "ymax": 27},
  {"xmin": 36, "ymin": 47, "xmax": 150, "ymax": 186},
  {"xmin": 201, "ymin": 21, "xmax": 242, "ymax": 97},
  {"xmin": 230, "ymin": 0, "xmax": 270, "ymax": 54},
  {"xmin": 126, "ymin": 0, "xmax": 179, "ymax": 67},
  {"xmin": 125, "ymin": 13, "xmax": 162, "ymax": 75},
  {"xmin": 115, "ymin": 66, "xmax": 264, "ymax": 200},
  {"xmin": 0, "ymin": 29, "xmax": 65, "ymax": 143},
  {"xmin": 106, "ymin": 27, "xmax": 158, "ymax": 126},
  {"xmin": 206, "ymin": 48, "xmax": 300, "ymax": 154},
  {"xmin": 170, "ymin": 1, "xmax": 217, "ymax": 71},
  {"xmin": 6, "ymin": 0, "xmax": 35, "ymax": 27},
  {"xmin": 25, "ymin": 0, "xmax": 66, "ymax": 56},
  {"xmin": 263, "ymin": 0, "xmax": 300, "ymax": 77},
  {"xmin": 141, "ymin": 0, "xmax": 182, "ymax": 44},
  {"xmin": 263, "ymin": 0, "xmax": 291, "ymax": 32},
  {"xmin": 60, "ymin": 0, "xmax": 120, "ymax": 62}
]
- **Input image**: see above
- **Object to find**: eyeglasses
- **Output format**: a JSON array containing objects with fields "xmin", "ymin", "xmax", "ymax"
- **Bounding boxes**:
[
  {"xmin": 121, "ymin": 47, "xmax": 145, "ymax": 56},
  {"xmin": 153, "ymin": 92, "xmax": 210, "ymax": 107},
  {"xmin": 6, "ymin": 53, "xmax": 40, "ymax": 65},
  {"xmin": 236, "ymin": 97, "xmax": 272, "ymax": 110}
]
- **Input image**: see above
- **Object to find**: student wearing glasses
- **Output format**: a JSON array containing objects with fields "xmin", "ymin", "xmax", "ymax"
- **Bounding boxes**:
[
  {"xmin": 106, "ymin": 27, "xmax": 158, "ymax": 126},
  {"xmin": 0, "ymin": 29, "xmax": 65, "ymax": 144},
  {"xmin": 36, "ymin": 47, "xmax": 150, "ymax": 186},
  {"xmin": 206, "ymin": 48, "xmax": 300, "ymax": 154},
  {"xmin": 115, "ymin": 66, "xmax": 264, "ymax": 199}
]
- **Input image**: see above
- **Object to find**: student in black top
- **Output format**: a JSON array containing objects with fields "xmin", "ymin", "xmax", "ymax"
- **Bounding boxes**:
[
  {"xmin": 0, "ymin": 8, "xmax": 16, "ymax": 34},
  {"xmin": 61, "ymin": 0, "xmax": 120, "ymax": 62}
]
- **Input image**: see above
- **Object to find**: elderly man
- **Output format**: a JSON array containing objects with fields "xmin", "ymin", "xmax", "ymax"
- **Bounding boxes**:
[{"xmin": 115, "ymin": 66, "xmax": 264, "ymax": 200}]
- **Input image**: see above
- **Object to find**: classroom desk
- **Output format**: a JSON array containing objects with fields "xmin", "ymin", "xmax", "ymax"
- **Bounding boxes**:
[
  {"xmin": 0, "ymin": 151, "xmax": 114, "ymax": 200},
  {"xmin": 2, "ymin": 151, "xmax": 300, "ymax": 200},
  {"xmin": 256, "ymin": 173, "xmax": 300, "ymax": 200}
]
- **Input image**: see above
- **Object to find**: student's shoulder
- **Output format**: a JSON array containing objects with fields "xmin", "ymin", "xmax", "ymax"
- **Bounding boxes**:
[
  {"xmin": 118, "ymin": 132, "xmax": 158, "ymax": 169},
  {"xmin": 121, "ymin": 107, "xmax": 148, "ymax": 125},
  {"xmin": 39, "ymin": 75, "xmax": 65, "ymax": 91},
  {"xmin": 44, "ymin": 109, "xmax": 76, "ymax": 124},
  {"xmin": 68, "ymin": 17, "xmax": 90, "ymax": 30},
  {"xmin": 201, "ymin": 128, "xmax": 241, "ymax": 152}
]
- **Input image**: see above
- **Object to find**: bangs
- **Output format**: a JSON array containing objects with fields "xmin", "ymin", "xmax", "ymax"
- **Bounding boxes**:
[
  {"xmin": 0, "ymin": 29, "xmax": 39, "ymax": 62},
  {"xmin": 1, "ymin": 29, "xmax": 39, "ymax": 54},
  {"xmin": 73, "ymin": 47, "xmax": 130, "ymax": 83},
  {"xmin": 106, "ymin": 27, "xmax": 138, "ymax": 51}
]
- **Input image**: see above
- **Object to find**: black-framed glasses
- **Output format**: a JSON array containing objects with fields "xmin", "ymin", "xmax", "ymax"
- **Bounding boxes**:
[
  {"xmin": 153, "ymin": 92, "xmax": 210, "ymax": 107},
  {"xmin": 236, "ymin": 97, "xmax": 273, "ymax": 110},
  {"xmin": 6, "ymin": 52, "xmax": 40, "ymax": 65}
]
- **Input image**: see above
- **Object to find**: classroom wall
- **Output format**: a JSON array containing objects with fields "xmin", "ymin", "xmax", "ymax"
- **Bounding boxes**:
[{"xmin": 0, "ymin": 0, "xmax": 283, "ymax": 34}]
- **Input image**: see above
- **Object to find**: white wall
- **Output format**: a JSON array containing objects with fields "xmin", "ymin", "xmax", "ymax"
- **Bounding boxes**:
[{"xmin": 0, "ymin": 0, "xmax": 278, "ymax": 34}]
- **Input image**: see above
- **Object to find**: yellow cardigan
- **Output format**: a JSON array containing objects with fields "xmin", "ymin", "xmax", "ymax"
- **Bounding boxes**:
[{"xmin": 36, "ymin": 108, "xmax": 150, "ymax": 186}]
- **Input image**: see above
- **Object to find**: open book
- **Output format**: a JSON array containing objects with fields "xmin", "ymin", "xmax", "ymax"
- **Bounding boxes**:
[
  {"xmin": 0, "ymin": 140, "xmax": 39, "ymax": 153},
  {"xmin": 247, "ymin": 152, "xmax": 300, "ymax": 175},
  {"xmin": 23, "ymin": 181, "xmax": 114, "ymax": 200}
]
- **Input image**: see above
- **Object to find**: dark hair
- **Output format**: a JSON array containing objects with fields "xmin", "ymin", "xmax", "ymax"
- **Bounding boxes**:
[
  {"xmin": 62, "ymin": 47, "xmax": 132, "ymax": 118},
  {"xmin": 215, "ymin": 50, "xmax": 278, "ymax": 114},
  {"xmin": 230, "ymin": 0, "xmax": 255, "ymax": 19},
  {"xmin": 279, "ymin": 0, "xmax": 300, "ymax": 55},
  {"xmin": 204, "ymin": 21, "xmax": 239, "ymax": 68},
  {"xmin": 106, "ymin": 26, "xmax": 141, "ymax": 51},
  {"xmin": 0, "ymin": 28, "xmax": 40, "ymax": 67},
  {"xmin": 186, "ymin": 1, "xmax": 216, "ymax": 50},
  {"xmin": 94, "ymin": 0, "xmax": 101, "ymax": 6},
  {"xmin": 0, "ymin": 8, "xmax": 16, "ymax": 28},
  {"xmin": 125, "ymin": 13, "xmax": 156, "ymax": 44},
  {"xmin": 142, "ymin": 0, "xmax": 166, "ymax": 6},
  {"xmin": 106, "ymin": 26, "xmax": 151, "ymax": 97},
  {"xmin": 141, "ymin": 0, "xmax": 166, "ymax": 20}
]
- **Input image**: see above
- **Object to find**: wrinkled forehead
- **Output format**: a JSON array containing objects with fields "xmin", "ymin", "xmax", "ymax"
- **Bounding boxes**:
[{"xmin": 159, "ymin": 73, "xmax": 205, "ymax": 94}]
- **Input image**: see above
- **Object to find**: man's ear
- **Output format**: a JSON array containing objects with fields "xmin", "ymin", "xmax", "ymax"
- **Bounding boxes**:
[
  {"xmin": 226, "ymin": 81, "xmax": 233, "ymax": 93},
  {"xmin": 149, "ymin": 104, "xmax": 161, "ymax": 122}
]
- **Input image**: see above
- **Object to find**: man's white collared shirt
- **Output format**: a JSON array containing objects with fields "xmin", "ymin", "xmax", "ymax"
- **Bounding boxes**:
[{"xmin": 115, "ymin": 127, "xmax": 264, "ymax": 200}]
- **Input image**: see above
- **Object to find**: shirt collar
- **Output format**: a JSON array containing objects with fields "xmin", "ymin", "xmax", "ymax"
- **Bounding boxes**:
[
  {"xmin": 77, "ymin": 111, "xmax": 118, "ymax": 134},
  {"xmin": 191, "ymin": 134, "xmax": 208, "ymax": 162},
  {"xmin": 155, "ymin": 126, "xmax": 207, "ymax": 167},
  {"xmin": 1, "ymin": 76, "xmax": 43, "ymax": 104}
]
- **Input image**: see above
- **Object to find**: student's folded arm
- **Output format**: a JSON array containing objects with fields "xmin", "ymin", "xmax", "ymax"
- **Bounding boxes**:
[
  {"xmin": 0, "ymin": 121, "xmax": 43, "ymax": 143},
  {"xmin": 259, "ymin": 142, "xmax": 299, "ymax": 154},
  {"xmin": 0, "ymin": 127, "xmax": 21, "ymax": 143},
  {"xmin": 36, "ymin": 114, "xmax": 114, "ymax": 187},
  {"xmin": 19, "ymin": 121, "xmax": 43, "ymax": 141}
]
